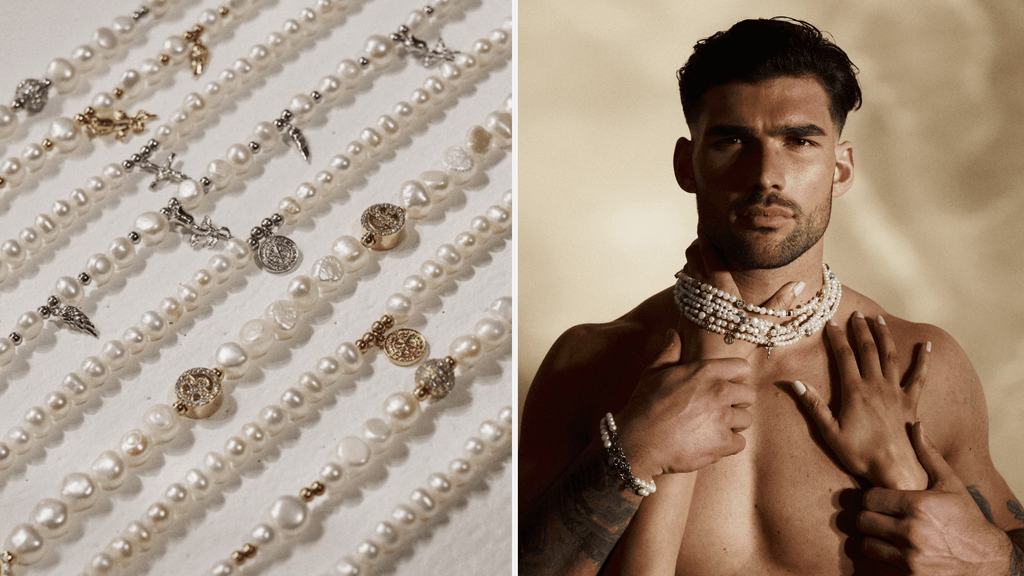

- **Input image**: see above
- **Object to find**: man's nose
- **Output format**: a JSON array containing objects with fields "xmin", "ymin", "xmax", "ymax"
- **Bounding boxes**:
[{"xmin": 743, "ymin": 143, "xmax": 785, "ymax": 191}]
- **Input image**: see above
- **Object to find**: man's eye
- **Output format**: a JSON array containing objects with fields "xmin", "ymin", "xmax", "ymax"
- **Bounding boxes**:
[
  {"xmin": 791, "ymin": 138, "xmax": 815, "ymax": 147},
  {"xmin": 715, "ymin": 137, "xmax": 742, "ymax": 146}
]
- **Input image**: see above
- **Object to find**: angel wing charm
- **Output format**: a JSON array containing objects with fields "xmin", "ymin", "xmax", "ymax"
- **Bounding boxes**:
[
  {"xmin": 286, "ymin": 125, "xmax": 310, "ymax": 162},
  {"xmin": 43, "ymin": 296, "xmax": 99, "ymax": 338}
]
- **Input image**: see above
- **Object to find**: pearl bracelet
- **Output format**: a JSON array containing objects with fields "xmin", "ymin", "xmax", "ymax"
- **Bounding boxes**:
[{"xmin": 600, "ymin": 413, "xmax": 656, "ymax": 497}]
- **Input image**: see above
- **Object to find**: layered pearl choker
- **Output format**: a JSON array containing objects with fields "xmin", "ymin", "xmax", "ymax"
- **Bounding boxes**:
[{"xmin": 673, "ymin": 264, "xmax": 841, "ymax": 356}]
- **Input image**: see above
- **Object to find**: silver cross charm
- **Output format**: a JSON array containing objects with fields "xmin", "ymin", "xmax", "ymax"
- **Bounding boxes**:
[
  {"xmin": 140, "ymin": 153, "xmax": 191, "ymax": 190},
  {"xmin": 390, "ymin": 26, "xmax": 459, "ymax": 67},
  {"xmin": 160, "ymin": 197, "xmax": 232, "ymax": 249}
]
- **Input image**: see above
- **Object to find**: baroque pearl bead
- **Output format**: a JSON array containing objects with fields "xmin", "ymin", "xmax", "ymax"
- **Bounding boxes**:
[
  {"xmin": 338, "ymin": 436, "xmax": 370, "ymax": 468},
  {"xmin": 5, "ymin": 524, "xmax": 45, "ymax": 564},
  {"xmin": 215, "ymin": 342, "xmax": 249, "ymax": 378},
  {"xmin": 55, "ymin": 275, "xmax": 84, "ymax": 306},
  {"xmin": 449, "ymin": 334, "xmax": 483, "ymax": 367},
  {"xmin": 142, "ymin": 404, "xmax": 181, "ymax": 443},
  {"xmin": 32, "ymin": 499, "xmax": 70, "ymax": 537},
  {"xmin": 383, "ymin": 392, "xmax": 420, "ymax": 430},
  {"xmin": 239, "ymin": 319, "xmax": 274, "ymax": 358},
  {"xmin": 267, "ymin": 495, "xmax": 308, "ymax": 532},
  {"xmin": 134, "ymin": 212, "xmax": 169, "ymax": 245},
  {"xmin": 119, "ymin": 429, "xmax": 152, "ymax": 466},
  {"xmin": 91, "ymin": 450, "xmax": 128, "ymax": 490},
  {"xmin": 336, "ymin": 341, "xmax": 362, "ymax": 373},
  {"xmin": 287, "ymin": 275, "xmax": 319, "ymax": 311},
  {"xmin": 332, "ymin": 236, "xmax": 369, "ymax": 271},
  {"xmin": 60, "ymin": 472, "xmax": 98, "ymax": 510}
]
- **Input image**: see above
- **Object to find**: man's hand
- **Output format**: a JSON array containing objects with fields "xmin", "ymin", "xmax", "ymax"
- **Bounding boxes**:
[
  {"xmin": 793, "ymin": 312, "xmax": 930, "ymax": 490},
  {"xmin": 857, "ymin": 422, "xmax": 1013, "ymax": 575},
  {"xmin": 614, "ymin": 329, "xmax": 754, "ymax": 480}
]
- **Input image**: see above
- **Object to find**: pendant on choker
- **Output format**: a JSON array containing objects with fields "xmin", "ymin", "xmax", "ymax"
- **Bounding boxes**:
[
  {"xmin": 256, "ymin": 234, "xmax": 300, "ymax": 274},
  {"xmin": 359, "ymin": 203, "xmax": 406, "ymax": 251},
  {"xmin": 39, "ymin": 296, "xmax": 98, "ymax": 338},
  {"xmin": 383, "ymin": 328, "xmax": 427, "ymax": 366},
  {"xmin": 12, "ymin": 78, "xmax": 52, "ymax": 114},
  {"xmin": 173, "ymin": 367, "xmax": 224, "ymax": 419}
]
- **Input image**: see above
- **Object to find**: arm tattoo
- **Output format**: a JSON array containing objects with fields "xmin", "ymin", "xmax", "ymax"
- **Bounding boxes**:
[
  {"xmin": 967, "ymin": 485, "xmax": 995, "ymax": 524},
  {"xmin": 519, "ymin": 449, "xmax": 640, "ymax": 575},
  {"xmin": 1008, "ymin": 501, "xmax": 1024, "ymax": 576}
]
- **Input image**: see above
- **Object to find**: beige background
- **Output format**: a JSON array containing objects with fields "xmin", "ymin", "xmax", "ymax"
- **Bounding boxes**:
[{"xmin": 519, "ymin": 0, "xmax": 1024, "ymax": 500}]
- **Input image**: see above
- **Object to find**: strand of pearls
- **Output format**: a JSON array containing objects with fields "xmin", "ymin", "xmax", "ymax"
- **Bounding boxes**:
[
  {"xmin": 207, "ymin": 400, "xmax": 514, "ymax": 576},
  {"xmin": 0, "ymin": 17, "xmax": 511, "ymax": 371},
  {"xmin": 0, "ymin": 0, "xmax": 278, "ymax": 197},
  {"xmin": 0, "ymin": 91, "xmax": 512, "ymax": 481},
  {"xmin": 0, "ymin": 0, "xmax": 378, "ymax": 285},
  {"xmin": 63, "ymin": 201, "xmax": 512, "ymax": 576},
  {"xmin": 673, "ymin": 264, "xmax": 841, "ymax": 352},
  {"xmin": 600, "ymin": 413, "xmax": 656, "ymax": 497},
  {"xmin": 0, "ymin": 0, "xmax": 183, "ymax": 146},
  {"xmin": 327, "ymin": 405, "xmax": 512, "ymax": 576}
]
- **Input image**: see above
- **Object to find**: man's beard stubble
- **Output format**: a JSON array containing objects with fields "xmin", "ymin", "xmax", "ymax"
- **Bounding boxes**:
[{"xmin": 696, "ymin": 185, "xmax": 833, "ymax": 270}]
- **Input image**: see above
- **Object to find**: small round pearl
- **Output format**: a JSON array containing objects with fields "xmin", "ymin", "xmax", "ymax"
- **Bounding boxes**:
[
  {"xmin": 0, "ymin": 158, "xmax": 25, "ymax": 188},
  {"xmin": 134, "ymin": 212, "xmax": 169, "ymax": 245},
  {"xmin": 225, "ymin": 143, "xmax": 253, "ymax": 174},
  {"xmin": 490, "ymin": 296, "xmax": 513, "ymax": 322},
  {"xmin": 363, "ymin": 418, "xmax": 392, "ymax": 448},
  {"xmin": 192, "ymin": 269, "xmax": 215, "ymax": 294},
  {"xmin": 332, "ymin": 236, "xmax": 369, "ymax": 271},
  {"xmin": 420, "ymin": 260, "xmax": 446, "ymax": 289},
  {"xmin": 118, "ymin": 68, "xmax": 143, "ymax": 97},
  {"xmin": 252, "ymin": 121, "xmax": 279, "ymax": 152},
  {"xmin": 22, "ymin": 406, "xmax": 52, "ymax": 438},
  {"xmin": 338, "ymin": 436, "xmax": 370, "ymax": 468},
  {"xmin": 84, "ymin": 175, "xmax": 108, "ymax": 201},
  {"xmin": 60, "ymin": 373, "xmax": 90, "ymax": 405},
  {"xmin": 286, "ymin": 275, "xmax": 319, "ymax": 311},
  {"xmin": 69, "ymin": 188, "xmax": 92, "ymax": 213},
  {"xmin": 265, "ymin": 300, "xmax": 300, "ymax": 338},
  {"xmin": 399, "ymin": 180, "xmax": 431, "ymax": 219},
  {"xmin": 241, "ymin": 423, "xmax": 267, "ymax": 452},
  {"xmin": 179, "ymin": 283, "xmax": 201, "ymax": 311},
  {"xmin": 208, "ymin": 254, "xmax": 233, "ymax": 283},
  {"xmin": 108, "ymin": 236, "xmax": 136, "ymax": 267},
  {"xmin": 311, "ymin": 359, "xmax": 337, "ymax": 390},
  {"xmin": 79, "ymin": 356, "xmax": 108, "ymax": 388},
  {"xmin": 383, "ymin": 392, "xmax": 421, "ymax": 431},
  {"xmin": 19, "ymin": 226, "xmax": 41, "ymax": 254},
  {"xmin": 6, "ymin": 427, "xmax": 32, "ymax": 454},
  {"xmin": 91, "ymin": 450, "xmax": 128, "ymax": 490},
  {"xmin": 434, "ymin": 244, "xmax": 463, "ymax": 273},
  {"xmin": 336, "ymin": 341, "xmax": 362, "ymax": 374},
  {"xmin": 5, "ymin": 524, "xmax": 45, "ymax": 565},
  {"xmin": 32, "ymin": 499, "xmax": 70, "ymax": 537},
  {"xmin": 205, "ymin": 158, "xmax": 235, "ymax": 191},
  {"xmin": 87, "ymin": 253, "xmax": 115, "ymax": 285},
  {"xmin": 267, "ymin": 495, "xmax": 308, "ymax": 533},
  {"xmin": 59, "ymin": 472, "xmax": 98, "ymax": 511},
  {"xmin": 0, "ymin": 338, "xmax": 14, "ymax": 367},
  {"xmin": 55, "ymin": 275, "xmax": 85, "ymax": 306},
  {"xmin": 449, "ymin": 335, "xmax": 483, "ymax": 367},
  {"xmin": 142, "ymin": 404, "xmax": 181, "ymax": 444},
  {"xmin": 400, "ymin": 275, "xmax": 429, "ymax": 303},
  {"xmin": 251, "ymin": 523, "xmax": 275, "ymax": 546},
  {"xmin": 294, "ymin": 182, "xmax": 319, "ymax": 210},
  {"xmin": 0, "ymin": 443, "xmax": 11, "ymax": 470},
  {"xmin": 280, "ymin": 388, "xmax": 309, "ymax": 419},
  {"xmin": 140, "ymin": 57, "xmax": 167, "ymax": 85},
  {"xmin": 145, "ymin": 502, "xmax": 171, "ymax": 532},
  {"xmin": 464, "ymin": 437, "xmax": 487, "ymax": 462},
  {"xmin": 239, "ymin": 319, "xmax": 274, "ymax": 358},
  {"xmin": 385, "ymin": 293, "xmax": 413, "ymax": 323},
  {"xmin": 108, "ymin": 536, "xmax": 133, "ymax": 562},
  {"xmin": 1, "ymin": 239, "xmax": 25, "ymax": 268},
  {"xmin": 487, "ymin": 111, "xmax": 514, "ymax": 143},
  {"xmin": 185, "ymin": 469, "xmax": 211, "ymax": 500},
  {"xmin": 35, "ymin": 214, "xmax": 59, "ymax": 243},
  {"xmin": 43, "ymin": 391, "xmax": 70, "ymax": 421},
  {"xmin": 124, "ymin": 521, "xmax": 152, "ymax": 551},
  {"xmin": 216, "ymin": 342, "xmax": 249, "ymax": 379},
  {"xmin": 21, "ymin": 143, "xmax": 46, "ymax": 171},
  {"xmin": 0, "ymin": 105, "xmax": 17, "ymax": 138},
  {"xmin": 486, "ymin": 205, "xmax": 511, "ymax": 232},
  {"xmin": 121, "ymin": 327, "xmax": 147, "ymax": 354},
  {"xmin": 159, "ymin": 296, "xmax": 183, "ymax": 323},
  {"xmin": 319, "ymin": 462, "xmax": 345, "ymax": 487},
  {"xmin": 177, "ymin": 178, "xmax": 204, "ymax": 210},
  {"xmin": 419, "ymin": 170, "xmax": 451, "ymax": 200},
  {"xmin": 211, "ymin": 560, "xmax": 236, "ymax": 576},
  {"xmin": 259, "ymin": 405, "xmax": 288, "ymax": 436},
  {"xmin": 391, "ymin": 504, "xmax": 418, "ymax": 530},
  {"xmin": 204, "ymin": 452, "xmax": 232, "ymax": 484},
  {"xmin": 470, "ymin": 216, "xmax": 493, "ymax": 239},
  {"xmin": 427, "ymin": 473, "xmax": 453, "ymax": 501},
  {"xmin": 449, "ymin": 458, "xmax": 472, "ymax": 485},
  {"xmin": 163, "ymin": 35, "xmax": 188, "ymax": 60},
  {"xmin": 277, "ymin": 196, "xmax": 302, "ymax": 224},
  {"xmin": 139, "ymin": 310, "xmax": 168, "ymax": 341},
  {"xmin": 47, "ymin": 57, "xmax": 78, "ymax": 94},
  {"xmin": 93, "ymin": 91, "xmax": 117, "ymax": 111},
  {"xmin": 15, "ymin": 311, "xmax": 44, "ymax": 341},
  {"xmin": 288, "ymin": 94, "xmax": 315, "ymax": 126},
  {"xmin": 311, "ymin": 255, "xmax": 345, "ymax": 292},
  {"xmin": 119, "ymin": 429, "xmax": 152, "ymax": 466},
  {"xmin": 454, "ymin": 231, "xmax": 479, "ymax": 257},
  {"xmin": 479, "ymin": 420, "xmax": 506, "ymax": 446},
  {"xmin": 474, "ymin": 317, "xmax": 509, "ymax": 350}
]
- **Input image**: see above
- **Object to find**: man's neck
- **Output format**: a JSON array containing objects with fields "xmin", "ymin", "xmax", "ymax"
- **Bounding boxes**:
[{"xmin": 727, "ymin": 248, "xmax": 827, "ymax": 310}]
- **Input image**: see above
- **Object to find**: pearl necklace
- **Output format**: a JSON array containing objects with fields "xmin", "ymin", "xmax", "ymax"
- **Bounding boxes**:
[
  {"xmin": 0, "ymin": 88, "xmax": 512, "ymax": 473},
  {"xmin": 0, "ymin": 0, "xmax": 285, "ymax": 196},
  {"xmin": 223, "ymin": 401, "xmax": 513, "ymax": 576},
  {"xmin": 0, "ymin": 0, "xmax": 182, "ymax": 144},
  {"xmin": 0, "ymin": 183, "xmax": 512, "ymax": 574},
  {"xmin": 0, "ymin": 17, "xmax": 510, "ymax": 367},
  {"xmin": 673, "ymin": 264, "xmax": 841, "ymax": 356}
]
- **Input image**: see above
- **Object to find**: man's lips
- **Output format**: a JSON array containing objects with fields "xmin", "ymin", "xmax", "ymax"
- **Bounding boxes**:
[{"xmin": 736, "ymin": 205, "xmax": 794, "ymax": 226}]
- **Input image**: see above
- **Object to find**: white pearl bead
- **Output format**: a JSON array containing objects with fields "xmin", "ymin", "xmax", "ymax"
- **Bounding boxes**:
[
  {"xmin": 435, "ymin": 244, "xmax": 463, "ymax": 273},
  {"xmin": 32, "ymin": 499, "xmax": 70, "ymax": 537},
  {"xmin": 1, "ymin": 239, "xmax": 25, "ymax": 267},
  {"xmin": 211, "ymin": 560, "xmax": 236, "ymax": 575},
  {"xmin": 399, "ymin": 180, "xmax": 431, "ymax": 219},
  {"xmin": 356, "ymin": 540, "xmax": 380, "ymax": 564},
  {"xmin": 5, "ymin": 524, "xmax": 45, "ymax": 564},
  {"xmin": 163, "ymin": 35, "xmax": 188, "ymax": 60},
  {"xmin": 490, "ymin": 296, "xmax": 513, "ymax": 322},
  {"xmin": 286, "ymin": 275, "xmax": 319, "ymax": 311},
  {"xmin": 118, "ymin": 69, "xmax": 143, "ymax": 96},
  {"xmin": 86, "ymin": 253, "xmax": 115, "ymax": 285},
  {"xmin": 139, "ymin": 310, "xmax": 168, "ymax": 340},
  {"xmin": 410, "ymin": 487, "xmax": 437, "ymax": 516},
  {"xmin": 311, "ymin": 256, "xmax": 345, "ymax": 292},
  {"xmin": 225, "ymin": 143, "xmax": 253, "ymax": 174},
  {"xmin": 0, "ymin": 443, "xmax": 11, "ymax": 470},
  {"xmin": 47, "ymin": 57, "xmax": 78, "ymax": 94},
  {"xmin": 385, "ymin": 293, "xmax": 413, "ymax": 323},
  {"xmin": 311, "ymin": 360, "xmax": 337, "ymax": 390},
  {"xmin": 185, "ymin": 469, "xmax": 211, "ymax": 499},
  {"xmin": 336, "ymin": 341, "xmax": 362, "ymax": 374},
  {"xmin": 224, "ymin": 436, "xmax": 249, "ymax": 467},
  {"xmin": 6, "ymin": 426, "xmax": 31, "ymax": 454},
  {"xmin": 259, "ymin": 405, "xmax": 288, "ymax": 436},
  {"xmin": 248, "ymin": 44, "xmax": 272, "ymax": 70},
  {"xmin": 427, "ymin": 472, "xmax": 453, "ymax": 501},
  {"xmin": 364, "ymin": 34, "xmax": 394, "ymax": 65},
  {"xmin": 216, "ymin": 342, "xmax": 249, "ymax": 379},
  {"xmin": 208, "ymin": 253, "xmax": 233, "ymax": 283},
  {"xmin": 319, "ymin": 462, "xmax": 345, "ymax": 487},
  {"xmin": 108, "ymin": 537, "xmax": 133, "ymax": 562},
  {"xmin": 294, "ymin": 182, "xmax": 319, "ymax": 210},
  {"xmin": 288, "ymin": 94, "xmax": 315, "ymax": 126},
  {"xmin": 391, "ymin": 504, "xmax": 418, "ymax": 530},
  {"xmin": 84, "ymin": 175, "xmax": 108, "ymax": 201},
  {"xmin": 134, "ymin": 212, "xmax": 169, "ymax": 246},
  {"xmin": 0, "ymin": 338, "xmax": 14, "ymax": 368},
  {"xmin": 265, "ymin": 300, "xmax": 300, "ymax": 338},
  {"xmin": 251, "ymin": 523, "xmax": 275, "ymax": 546},
  {"xmin": 93, "ymin": 91, "xmax": 117, "ymax": 111},
  {"xmin": 122, "ymin": 327, "xmax": 147, "ymax": 354},
  {"xmin": 91, "ymin": 450, "xmax": 127, "ymax": 490},
  {"xmin": 19, "ymin": 226, "xmax": 41, "ymax": 254},
  {"xmin": 55, "ymin": 275, "xmax": 85, "ymax": 306},
  {"xmin": 480, "ymin": 420, "xmax": 506, "ymax": 446},
  {"xmin": 486, "ymin": 205, "xmax": 511, "ymax": 231},
  {"xmin": 338, "ymin": 58, "xmax": 360, "ymax": 80},
  {"xmin": 464, "ymin": 437, "xmax": 487, "ymax": 462},
  {"xmin": 59, "ymin": 472, "xmax": 98, "ymax": 510},
  {"xmin": 470, "ymin": 216, "xmax": 492, "ymax": 239},
  {"xmin": 499, "ymin": 406, "xmax": 514, "ymax": 425},
  {"xmin": 159, "ymin": 296, "xmax": 183, "ymax": 323},
  {"xmin": 338, "ymin": 436, "xmax": 370, "ymax": 468},
  {"xmin": 69, "ymin": 187, "xmax": 92, "ymax": 213},
  {"xmin": 266, "ymin": 30, "xmax": 288, "ymax": 57},
  {"xmin": 60, "ymin": 373, "xmax": 90, "ymax": 404},
  {"xmin": 363, "ymin": 418, "xmax": 392, "ymax": 448},
  {"xmin": 205, "ymin": 159, "xmax": 235, "ymax": 191},
  {"xmin": 361, "ymin": 128, "xmax": 382, "ymax": 151},
  {"xmin": 0, "ymin": 157, "xmax": 25, "ymax": 188},
  {"xmin": 400, "ymin": 274, "xmax": 429, "ymax": 303},
  {"xmin": 277, "ymin": 196, "xmax": 302, "ymax": 224},
  {"xmin": 35, "ymin": 214, "xmax": 58, "ymax": 243},
  {"xmin": 177, "ymin": 178, "xmax": 204, "ymax": 210},
  {"xmin": 140, "ymin": 58, "xmax": 167, "ymax": 85},
  {"xmin": 192, "ymin": 269, "xmax": 215, "ymax": 294},
  {"xmin": 419, "ymin": 170, "xmax": 451, "ymax": 200},
  {"xmin": 0, "ymin": 105, "xmax": 18, "ymax": 138},
  {"xmin": 22, "ymin": 406, "xmax": 52, "ymax": 438},
  {"xmin": 474, "ymin": 317, "xmax": 509, "ymax": 350},
  {"xmin": 420, "ymin": 260, "xmax": 446, "ymax": 288},
  {"xmin": 454, "ymin": 231, "xmax": 479, "ymax": 257},
  {"xmin": 280, "ymin": 388, "xmax": 309, "ymax": 419},
  {"xmin": 145, "ymin": 502, "xmax": 171, "ymax": 532},
  {"xmin": 383, "ymin": 392, "xmax": 421, "ymax": 430},
  {"xmin": 108, "ymin": 236, "xmax": 136, "ymax": 267},
  {"xmin": 204, "ymin": 452, "xmax": 232, "ymax": 484},
  {"xmin": 487, "ymin": 111, "xmax": 514, "ymax": 144},
  {"xmin": 332, "ymin": 236, "xmax": 369, "ymax": 271},
  {"xmin": 267, "ymin": 495, "xmax": 308, "ymax": 533},
  {"xmin": 334, "ymin": 557, "xmax": 362, "ymax": 576},
  {"xmin": 424, "ymin": 76, "xmax": 445, "ymax": 95},
  {"xmin": 119, "ymin": 429, "xmax": 152, "ymax": 465},
  {"xmin": 251, "ymin": 121, "xmax": 279, "ymax": 152},
  {"xmin": 239, "ymin": 319, "xmax": 274, "ymax": 358},
  {"xmin": 179, "ymin": 283, "xmax": 201, "ymax": 312},
  {"xmin": 124, "ymin": 521, "xmax": 152, "ymax": 551},
  {"xmin": 441, "ymin": 61, "xmax": 462, "ymax": 81},
  {"xmin": 142, "ymin": 404, "xmax": 181, "ymax": 443},
  {"xmin": 241, "ymin": 423, "xmax": 267, "ymax": 452},
  {"xmin": 21, "ymin": 143, "xmax": 45, "ymax": 171},
  {"xmin": 448, "ymin": 458, "xmax": 473, "ymax": 484},
  {"xmin": 449, "ymin": 335, "xmax": 483, "ymax": 367},
  {"xmin": 16, "ymin": 311, "xmax": 44, "ymax": 340},
  {"xmin": 43, "ymin": 391, "xmax": 70, "ymax": 421}
]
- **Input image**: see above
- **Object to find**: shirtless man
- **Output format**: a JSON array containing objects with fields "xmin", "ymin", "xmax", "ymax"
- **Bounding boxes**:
[{"xmin": 519, "ymin": 18, "xmax": 1024, "ymax": 575}]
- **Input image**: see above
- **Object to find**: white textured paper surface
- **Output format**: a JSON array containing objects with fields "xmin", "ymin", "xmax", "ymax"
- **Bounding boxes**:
[{"xmin": 0, "ymin": 0, "xmax": 512, "ymax": 575}]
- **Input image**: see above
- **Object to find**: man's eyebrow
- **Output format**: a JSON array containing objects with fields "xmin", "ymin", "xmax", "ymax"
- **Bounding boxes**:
[
  {"xmin": 772, "ymin": 124, "xmax": 827, "ymax": 137},
  {"xmin": 704, "ymin": 124, "xmax": 828, "ymax": 138}
]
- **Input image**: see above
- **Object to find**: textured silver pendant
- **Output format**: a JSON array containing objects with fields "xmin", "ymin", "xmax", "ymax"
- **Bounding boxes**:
[
  {"xmin": 42, "ymin": 296, "xmax": 99, "ymax": 338},
  {"xmin": 13, "ymin": 78, "xmax": 52, "ymax": 113},
  {"xmin": 256, "ymin": 234, "xmax": 300, "ymax": 274}
]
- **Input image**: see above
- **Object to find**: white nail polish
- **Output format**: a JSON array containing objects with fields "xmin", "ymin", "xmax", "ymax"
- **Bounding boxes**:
[
  {"xmin": 829, "ymin": 319, "xmax": 838, "ymax": 327},
  {"xmin": 793, "ymin": 282, "xmax": 805, "ymax": 297},
  {"xmin": 877, "ymin": 316, "xmax": 886, "ymax": 325},
  {"xmin": 855, "ymin": 311, "xmax": 864, "ymax": 319},
  {"xmin": 792, "ymin": 380, "xmax": 807, "ymax": 396},
  {"xmin": 926, "ymin": 341, "xmax": 932, "ymax": 352}
]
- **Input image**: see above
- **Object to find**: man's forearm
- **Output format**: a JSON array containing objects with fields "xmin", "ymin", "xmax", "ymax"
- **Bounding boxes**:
[{"xmin": 519, "ymin": 443, "xmax": 642, "ymax": 576}]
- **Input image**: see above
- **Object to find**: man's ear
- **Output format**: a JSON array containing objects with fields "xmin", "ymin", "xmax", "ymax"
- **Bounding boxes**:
[
  {"xmin": 831, "ymin": 140, "xmax": 854, "ymax": 198},
  {"xmin": 673, "ymin": 137, "xmax": 697, "ymax": 193}
]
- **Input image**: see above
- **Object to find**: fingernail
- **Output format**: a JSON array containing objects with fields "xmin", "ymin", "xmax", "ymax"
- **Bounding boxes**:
[
  {"xmin": 793, "ymin": 281, "xmax": 805, "ymax": 297},
  {"xmin": 829, "ymin": 319, "xmax": 838, "ymax": 327},
  {"xmin": 792, "ymin": 380, "xmax": 807, "ymax": 396},
  {"xmin": 877, "ymin": 315, "xmax": 886, "ymax": 325},
  {"xmin": 854, "ymin": 311, "xmax": 864, "ymax": 319},
  {"xmin": 926, "ymin": 341, "xmax": 932, "ymax": 353}
]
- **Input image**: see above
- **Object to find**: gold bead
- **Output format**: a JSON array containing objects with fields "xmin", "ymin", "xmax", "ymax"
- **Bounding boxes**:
[
  {"xmin": 241, "ymin": 543, "xmax": 257, "ymax": 557},
  {"xmin": 173, "ymin": 401, "xmax": 188, "ymax": 415},
  {"xmin": 231, "ymin": 551, "xmax": 245, "ymax": 565},
  {"xmin": 444, "ymin": 356, "xmax": 457, "ymax": 368},
  {"xmin": 300, "ymin": 488, "xmax": 314, "ymax": 502},
  {"xmin": 158, "ymin": 54, "xmax": 171, "ymax": 65},
  {"xmin": 311, "ymin": 481, "xmax": 326, "ymax": 495},
  {"xmin": 1, "ymin": 551, "xmax": 14, "ymax": 563},
  {"xmin": 382, "ymin": 314, "xmax": 395, "ymax": 328},
  {"xmin": 218, "ymin": 5, "xmax": 230, "ymax": 16},
  {"xmin": 355, "ymin": 339, "xmax": 369, "ymax": 351},
  {"xmin": 362, "ymin": 332, "xmax": 377, "ymax": 347},
  {"xmin": 212, "ymin": 368, "xmax": 224, "ymax": 380},
  {"xmin": 112, "ymin": 88, "xmax": 125, "ymax": 100},
  {"xmin": 0, "ymin": 177, "xmax": 6, "ymax": 189},
  {"xmin": 414, "ymin": 385, "xmax": 430, "ymax": 401},
  {"xmin": 41, "ymin": 138, "xmax": 54, "ymax": 150},
  {"xmin": 371, "ymin": 321, "xmax": 385, "ymax": 334}
]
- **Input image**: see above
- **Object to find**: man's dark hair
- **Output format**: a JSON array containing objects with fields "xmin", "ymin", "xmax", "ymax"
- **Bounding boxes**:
[{"xmin": 677, "ymin": 17, "xmax": 862, "ymax": 133}]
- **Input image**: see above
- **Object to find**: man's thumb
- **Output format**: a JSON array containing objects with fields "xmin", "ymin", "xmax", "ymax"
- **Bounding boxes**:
[
  {"xmin": 910, "ymin": 421, "xmax": 961, "ymax": 491},
  {"xmin": 762, "ymin": 281, "xmax": 806, "ymax": 312}
]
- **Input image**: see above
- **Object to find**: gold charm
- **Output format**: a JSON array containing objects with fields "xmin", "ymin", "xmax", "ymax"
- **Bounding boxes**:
[
  {"xmin": 359, "ymin": 203, "xmax": 407, "ymax": 251},
  {"xmin": 75, "ymin": 107, "xmax": 158, "ymax": 141},
  {"xmin": 383, "ymin": 328, "xmax": 427, "ymax": 366},
  {"xmin": 173, "ymin": 367, "xmax": 224, "ymax": 419},
  {"xmin": 413, "ymin": 356, "xmax": 457, "ymax": 402},
  {"xmin": 184, "ymin": 25, "xmax": 209, "ymax": 76}
]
